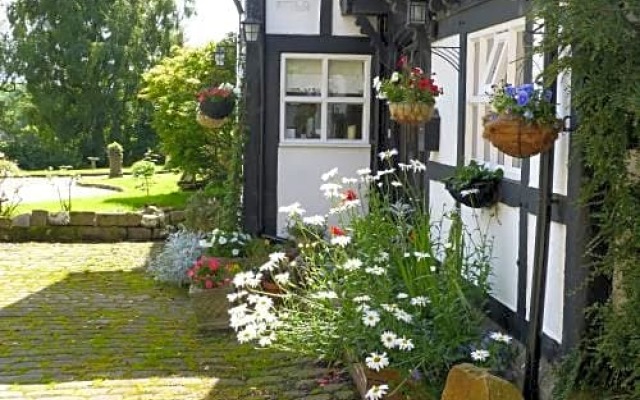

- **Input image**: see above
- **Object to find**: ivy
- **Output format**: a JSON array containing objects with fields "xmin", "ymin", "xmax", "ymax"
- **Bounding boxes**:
[{"xmin": 533, "ymin": 1, "xmax": 640, "ymax": 398}]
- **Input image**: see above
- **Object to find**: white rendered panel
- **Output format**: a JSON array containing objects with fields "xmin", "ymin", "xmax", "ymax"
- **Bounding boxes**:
[
  {"xmin": 526, "ymin": 215, "xmax": 566, "ymax": 343},
  {"xmin": 277, "ymin": 145, "xmax": 370, "ymax": 235},
  {"xmin": 430, "ymin": 35, "xmax": 460, "ymax": 167},
  {"xmin": 462, "ymin": 205, "xmax": 520, "ymax": 311},
  {"xmin": 331, "ymin": 0, "xmax": 373, "ymax": 36},
  {"xmin": 266, "ymin": 0, "xmax": 321, "ymax": 35}
]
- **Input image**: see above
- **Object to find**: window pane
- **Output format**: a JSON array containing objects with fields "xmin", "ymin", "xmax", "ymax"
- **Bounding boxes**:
[
  {"xmin": 329, "ymin": 60, "xmax": 364, "ymax": 97},
  {"xmin": 284, "ymin": 103, "xmax": 321, "ymax": 139},
  {"xmin": 286, "ymin": 59, "xmax": 322, "ymax": 96},
  {"xmin": 327, "ymin": 103, "xmax": 363, "ymax": 140}
]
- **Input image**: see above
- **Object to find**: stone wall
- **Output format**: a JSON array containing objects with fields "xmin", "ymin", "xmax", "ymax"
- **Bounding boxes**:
[{"xmin": 0, "ymin": 209, "xmax": 185, "ymax": 243}]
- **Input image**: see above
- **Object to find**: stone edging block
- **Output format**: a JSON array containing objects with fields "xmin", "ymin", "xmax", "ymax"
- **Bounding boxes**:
[{"xmin": 96, "ymin": 212, "xmax": 142, "ymax": 227}]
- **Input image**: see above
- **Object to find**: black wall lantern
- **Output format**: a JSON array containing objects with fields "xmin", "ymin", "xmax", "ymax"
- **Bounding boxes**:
[
  {"xmin": 407, "ymin": 0, "xmax": 428, "ymax": 26},
  {"xmin": 241, "ymin": 17, "xmax": 261, "ymax": 42},
  {"xmin": 214, "ymin": 46, "xmax": 226, "ymax": 66}
]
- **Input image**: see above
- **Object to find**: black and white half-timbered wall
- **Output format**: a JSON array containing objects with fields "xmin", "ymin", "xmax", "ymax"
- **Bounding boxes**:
[{"xmin": 240, "ymin": 1, "xmax": 592, "ymax": 398}]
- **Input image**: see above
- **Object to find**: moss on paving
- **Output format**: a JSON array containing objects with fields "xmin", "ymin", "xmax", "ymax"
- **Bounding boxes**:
[{"xmin": 0, "ymin": 243, "xmax": 357, "ymax": 400}]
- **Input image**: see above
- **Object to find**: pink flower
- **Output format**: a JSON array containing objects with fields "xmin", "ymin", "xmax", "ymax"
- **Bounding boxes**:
[{"xmin": 205, "ymin": 279, "xmax": 214, "ymax": 289}]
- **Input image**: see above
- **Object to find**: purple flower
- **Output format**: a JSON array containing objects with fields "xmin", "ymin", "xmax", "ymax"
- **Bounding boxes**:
[
  {"xmin": 520, "ymin": 84, "xmax": 535, "ymax": 95},
  {"xmin": 504, "ymin": 85, "xmax": 517, "ymax": 97},
  {"xmin": 517, "ymin": 90, "xmax": 530, "ymax": 106}
]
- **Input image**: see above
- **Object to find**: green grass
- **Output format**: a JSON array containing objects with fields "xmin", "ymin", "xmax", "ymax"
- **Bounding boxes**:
[
  {"xmin": 15, "ymin": 172, "xmax": 189, "ymax": 213},
  {"xmin": 20, "ymin": 167, "xmax": 133, "ymax": 177}
]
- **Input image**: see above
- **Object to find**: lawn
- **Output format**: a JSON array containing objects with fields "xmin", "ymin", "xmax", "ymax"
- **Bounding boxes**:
[{"xmin": 14, "ymin": 172, "xmax": 190, "ymax": 213}]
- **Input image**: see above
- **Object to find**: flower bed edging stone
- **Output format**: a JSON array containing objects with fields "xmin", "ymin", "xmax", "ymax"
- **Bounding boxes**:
[{"xmin": 0, "ymin": 209, "xmax": 186, "ymax": 243}]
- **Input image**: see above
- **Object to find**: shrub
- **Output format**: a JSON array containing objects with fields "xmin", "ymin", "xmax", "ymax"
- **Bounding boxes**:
[
  {"xmin": 183, "ymin": 183, "xmax": 237, "ymax": 232},
  {"xmin": 147, "ymin": 229, "xmax": 204, "ymax": 286},
  {"xmin": 131, "ymin": 159, "xmax": 156, "ymax": 197}
]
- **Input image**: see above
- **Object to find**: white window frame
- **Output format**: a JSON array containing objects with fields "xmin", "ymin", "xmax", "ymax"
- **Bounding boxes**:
[
  {"xmin": 466, "ymin": 18, "xmax": 526, "ymax": 181},
  {"xmin": 280, "ymin": 53, "xmax": 371, "ymax": 146}
]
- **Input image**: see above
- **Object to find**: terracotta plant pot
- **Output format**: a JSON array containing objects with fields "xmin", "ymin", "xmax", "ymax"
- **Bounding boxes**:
[
  {"xmin": 445, "ymin": 179, "xmax": 501, "ymax": 209},
  {"xmin": 349, "ymin": 361, "xmax": 434, "ymax": 400},
  {"xmin": 188, "ymin": 284, "xmax": 233, "ymax": 331},
  {"xmin": 388, "ymin": 102, "xmax": 435, "ymax": 125},
  {"xmin": 482, "ymin": 114, "xmax": 560, "ymax": 158}
]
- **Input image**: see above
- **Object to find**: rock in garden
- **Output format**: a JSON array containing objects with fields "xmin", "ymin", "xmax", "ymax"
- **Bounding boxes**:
[
  {"xmin": 441, "ymin": 363, "xmax": 523, "ymax": 400},
  {"xmin": 11, "ymin": 213, "xmax": 31, "ymax": 227}
]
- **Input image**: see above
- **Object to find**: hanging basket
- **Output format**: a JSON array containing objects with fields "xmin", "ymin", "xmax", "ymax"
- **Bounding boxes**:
[
  {"xmin": 482, "ymin": 114, "xmax": 560, "ymax": 158},
  {"xmin": 197, "ymin": 112, "xmax": 227, "ymax": 129},
  {"xmin": 445, "ymin": 179, "xmax": 501, "ymax": 209},
  {"xmin": 199, "ymin": 97, "xmax": 235, "ymax": 119},
  {"xmin": 388, "ymin": 102, "xmax": 435, "ymax": 125}
]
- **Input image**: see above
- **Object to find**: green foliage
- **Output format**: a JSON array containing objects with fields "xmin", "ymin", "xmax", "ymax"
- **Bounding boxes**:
[
  {"xmin": 131, "ymin": 160, "xmax": 156, "ymax": 197},
  {"xmin": 107, "ymin": 142, "xmax": 124, "ymax": 154},
  {"xmin": 443, "ymin": 161, "xmax": 503, "ymax": 192},
  {"xmin": 3, "ymin": 0, "xmax": 192, "ymax": 161},
  {"xmin": 139, "ymin": 35, "xmax": 237, "ymax": 181},
  {"xmin": 533, "ymin": 1, "xmax": 640, "ymax": 398}
]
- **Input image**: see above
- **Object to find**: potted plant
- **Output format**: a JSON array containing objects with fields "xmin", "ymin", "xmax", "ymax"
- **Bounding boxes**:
[
  {"xmin": 373, "ymin": 56, "xmax": 442, "ymax": 125},
  {"xmin": 187, "ymin": 255, "xmax": 239, "ymax": 331},
  {"xmin": 483, "ymin": 83, "xmax": 561, "ymax": 158},
  {"xmin": 443, "ymin": 161, "xmax": 503, "ymax": 208},
  {"xmin": 196, "ymin": 82, "xmax": 237, "ymax": 128},
  {"xmin": 199, "ymin": 228, "xmax": 252, "ymax": 267}
]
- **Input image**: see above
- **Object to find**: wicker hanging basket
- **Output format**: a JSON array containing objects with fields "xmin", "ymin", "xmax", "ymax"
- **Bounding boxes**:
[
  {"xmin": 482, "ymin": 114, "xmax": 560, "ymax": 158},
  {"xmin": 197, "ymin": 112, "xmax": 227, "ymax": 129},
  {"xmin": 388, "ymin": 102, "xmax": 435, "ymax": 125}
]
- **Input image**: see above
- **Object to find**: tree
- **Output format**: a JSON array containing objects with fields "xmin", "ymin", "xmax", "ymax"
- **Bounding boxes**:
[
  {"xmin": 3, "ymin": 0, "xmax": 194, "ymax": 161},
  {"xmin": 139, "ymin": 36, "xmax": 237, "ymax": 181}
]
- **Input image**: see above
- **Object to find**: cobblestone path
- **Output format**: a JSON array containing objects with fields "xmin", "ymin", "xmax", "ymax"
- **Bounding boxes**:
[{"xmin": 0, "ymin": 243, "xmax": 357, "ymax": 400}]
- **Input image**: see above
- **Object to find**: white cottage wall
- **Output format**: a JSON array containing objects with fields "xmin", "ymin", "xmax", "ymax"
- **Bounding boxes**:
[
  {"xmin": 430, "ymin": 35, "xmax": 460, "ymax": 167},
  {"xmin": 266, "ymin": 0, "xmax": 321, "ymax": 35},
  {"xmin": 276, "ymin": 145, "xmax": 370, "ymax": 235},
  {"xmin": 526, "ymin": 216, "xmax": 566, "ymax": 343}
]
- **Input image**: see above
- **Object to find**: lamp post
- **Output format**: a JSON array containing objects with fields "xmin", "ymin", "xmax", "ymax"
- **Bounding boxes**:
[
  {"xmin": 407, "ymin": 0, "xmax": 428, "ymax": 26},
  {"xmin": 214, "ymin": 46, "xmax": 226, "ymax": 66},
  {"xmin": 241, "ymin": 17, "xmax": 261, "ymax": 42}
]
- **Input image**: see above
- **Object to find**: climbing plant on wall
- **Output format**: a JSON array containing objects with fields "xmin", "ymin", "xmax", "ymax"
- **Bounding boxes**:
[{"xmin": 533, "ymin": 1, "xmax": 640, "ymax": 399}]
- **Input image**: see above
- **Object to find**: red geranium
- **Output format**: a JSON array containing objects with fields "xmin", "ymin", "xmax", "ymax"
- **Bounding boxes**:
[
  {"xmin": 343, "ymin": 189, "xmax": 358, "ymax": 202},
  {"xmin": 186, "ymin": 256, "xmax": 236, "ymax": 289},
  {"xmin": 330, "ymin": 226, "xmax": 346, "ymax": 236}
]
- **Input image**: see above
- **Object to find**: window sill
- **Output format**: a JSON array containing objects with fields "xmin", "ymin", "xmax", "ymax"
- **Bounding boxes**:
[{"xmin": 279, "ymin": 141, "xmax": 371, "ymax": 149}]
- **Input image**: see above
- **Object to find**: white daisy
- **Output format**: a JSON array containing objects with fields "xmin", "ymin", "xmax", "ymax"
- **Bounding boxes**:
[
  {"xmin": 340, "ymin": 258, "xmax": 363, "ymax": 272},
  {"xmin": 303, "ymin": 215, "xmax": 325, "ymax": 226},
  {"xmin": 409, "ymin": 159, "xmax": 427, "ymax": 172},
  {"xmin": 365, "ymin": 352, "xmax": 390, "ymax": 371},
  {"xmin": 320, "ymin": 183, "xmax": 343, "ymax": 198},
  {"xmin": 237, "ymin": 328, "xmax": 256, "ymax": 343},
  {"xmin": 198, "ymin": 239, "xmax": 212, "ymax": 248},
  {"xmin": 410, "ymin": 296, "xmax": 430, "ymax": 306},
  {"xmin": 471, "ymin": 349, "xmax": 490, "ymax": 361},
  {"xmin": 378, "ymin": 149, "xmax": 398, "ymax": 160},
  {"xmin": 312, "ymin": 291, "xmax": 338, "ymax": 300},
  {"xmin": 413, "ymin": 251, "xmax": 430, "ymax": 261},
  {"xmin": 391, "ymin": 180, "xmax": 403, "ymax": 187},
  {"xmin": 274, "ymin": 272, "xmax": 290, "ymax": 285},
  {"xmin": 365, "ymin": 384, "xmax": 389, "ymax": 400},
  {"xmin": 380, "ymin": 331, "xmax": 398, "ymax": 349},
  {"xmin": 394, "ymin": 309, "xmax": 413, "ymax": 323},
  {"xmin": 396, "ymin": 293, "xmax": 409, "ymax": 299},
  {"xmin": 381, "ymin": 303, "xmax": 398, "ymax": 312},
  {"xmin": 331, "ymin": 235, "xmax": 351, "ymax": 247},
  {"xmin": 398, "ymin": 162, "xmax": 410, "ymax": 171},
  {"xmin": 356, "ymin": 167, "xmax": 372, "ymax": 176},
  {"xmin": 231, "ymin": 248, "xmax": 240, "ymax": 256},
  {"xmin": 395, "ymin": 336, "xmax": 414, "ymax": 351},
  {"xmin": 278, "ymin": 202, "xmax": 306, "ymax": 216},
  {"xmin": 218, "ymin": 237, "xmax": 228, "ymax": 245},
  {"xmin": 362, "ymin": 310, "xmax": 381, "ymax": 327},
  {"xmin": 259, "ymin": 261, "xmax": 277, "ymax": 272},
  {"xmin": 258, "ymin": 332, "xmax": 276, "ymax": 347},
  {"xmin": 321, "ymin": 167, "xmax": 339, "ymax": 182},
  {"xmin": 365, "ymin": 266, "xmax": 386, "ymax": 276},
  {"xmin": 353, "ymin": 295, "xmax": 371, "ymax": 303},
  {"xmin": 489, "ymin": 332, "xmax": 513, "ymax": 344}
]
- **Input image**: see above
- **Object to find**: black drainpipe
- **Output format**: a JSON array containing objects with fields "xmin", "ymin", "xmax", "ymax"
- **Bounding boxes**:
[
  {"xmin": 523, "ymin": 48, "xmax": 558, "ymax": 400},
  {"xmin": 256, "ymin": 0, "xmax": 266, "ymax": 235}
]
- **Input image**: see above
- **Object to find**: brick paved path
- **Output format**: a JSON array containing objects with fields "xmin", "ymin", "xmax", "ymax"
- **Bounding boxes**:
[{"xmin": 0, "ymin": 243, "xmax": 357, "ymax": 400}]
